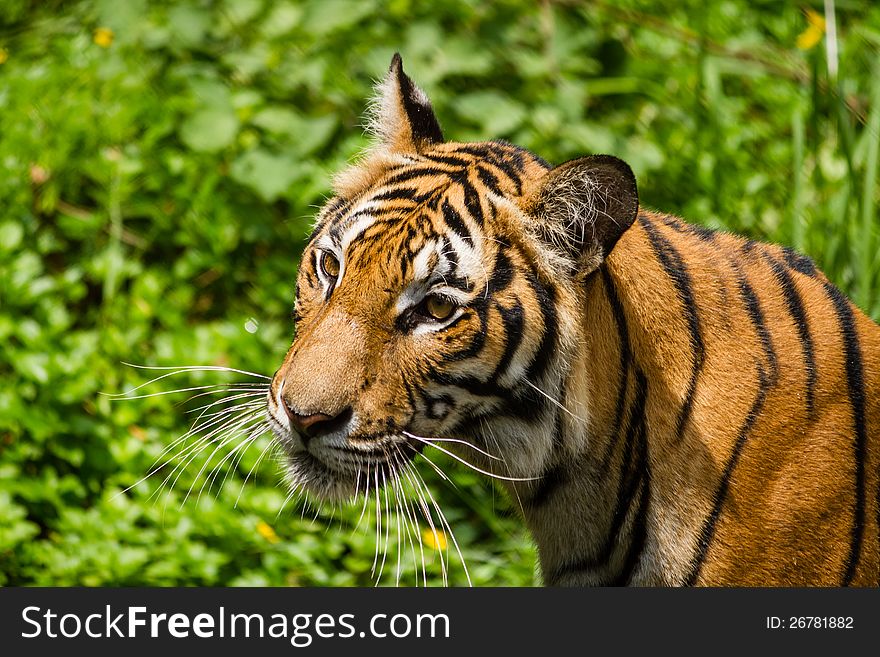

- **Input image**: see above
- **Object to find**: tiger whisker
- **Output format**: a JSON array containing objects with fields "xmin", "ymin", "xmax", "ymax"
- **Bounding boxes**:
[
  {"xmin": 354, "ymin": 462, "xmax": 372, "ymax": 534},
  {"xmin": 482, "ymin": 418, "xmax": 526, "ymax": 518},
  {"xmin": 184, "ymin": 396, "xmax": 266, "ymax": 431},
  {"xmin": 393, "ymin": 475, "xmax": 403, "ymax": 587},
  {"xmin": 387, "ymin": 450, "xmax": 405, "ymax": 587},
  {"xmin": 185, "ymin": 393, "xmax": 265, "ymax": 422},
  {"xmin": 113, "ymin": 401, "xmax": 263, "ymax": 500},
  {"xmin": 391, "ymin": 445, "xmax": 423, "ymax": 587},
  {"xmin": 165, "ymin": 402, "xmax": 264, "ymax": 467},
  {"xmin": 183, "ymin": 390, "xmax": 269, "ymax": 414},
  {"xmin": 205, "ymin": 422, "xmax": 268, "ymax": 502},
  {"xmin": 106, "ymin": 384, "xmax": 257, "ymax": 402},
  {"xmin": 414, "ymin": 466, "xmax": 471, "ymax": 587},
  {"xmin": 408, "ymin": 446, "xmax": 455, "ymax": 487},
  {"xmin": 276, "ymin": 484, "xmax": 301, "ymax": 521},
  {"xmin": 119, "ymin": 361, "xmax": 271, "ymax": 380},
  {"xmin": 398, "ymin": 462, "xmax": 430, "ymax": 587},
  {"xmin": 403, "ymin": 431, "xmax": 539, "ymax": 482},
  {"xmin": 400, "ymin": 431, "xmax": 502, "ymax": 461},
  {"xmin": 166, "ymin": 410, "xmax": 265, "ymax": 505},
  {"xmin": 403, "ymin": 462, "xmax": 447, "ymax": 586},
  {"xmin": 235, "ymin": 436, "xmax": 277, "ymax": 509},
  {"xmin": 371, "ymin": 468, "xmax": 381, "ymax": 577},
  {"xmin": 524, "ymin": 379, "xmax": 587, "ymax": 424},
  {"xmin": 184, "ymin": 414, "xmax": 267, "ymax": 506},
  {"xmin": 377, "ymin": 467, "xmax": 392, "ymax": 584}
]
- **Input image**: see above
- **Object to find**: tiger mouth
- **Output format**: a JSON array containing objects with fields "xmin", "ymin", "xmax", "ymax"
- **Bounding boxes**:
[{"xmin": 277, "ymin": 432, "xmax": 424, "ymax": 499}]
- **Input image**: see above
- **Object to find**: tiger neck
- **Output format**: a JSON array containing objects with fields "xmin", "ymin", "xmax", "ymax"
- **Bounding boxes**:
[{"xmin": 507, "ymin": 223, "xmax": 689, "ymax": 586}]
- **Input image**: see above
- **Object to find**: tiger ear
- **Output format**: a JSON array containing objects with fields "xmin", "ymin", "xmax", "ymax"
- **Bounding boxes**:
[
  {"xmin": 370, "ymin": 53, "xmax": 444, "ymax": 153},
  {"xmin": 528, "ymin": 155, "xmax": 639, "ymax": 275}
]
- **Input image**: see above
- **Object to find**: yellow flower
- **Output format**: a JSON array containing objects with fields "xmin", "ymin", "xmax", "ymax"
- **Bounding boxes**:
[
  {"xmin": 422, "ymin": 528, "xmax": 448, "ymax": 551},
  {"xmin": 0, "ymin": 48, "xmax": 8, "ymax": 65},
  {"xmin": 256, "ymin": 520, "xmax": 280, "ymax": 544},
  {"xmin": 797, "ymin": 9, "xmax": 825, "ymax": 50},
  {"xmin": 93, "ymin": 27, "xmax": 114, "ymax": 48}
]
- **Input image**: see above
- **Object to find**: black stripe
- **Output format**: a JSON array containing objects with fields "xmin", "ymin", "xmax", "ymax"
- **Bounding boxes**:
[
  {"xmin": 308, "ymin": 197, "xmax": 350, "ymax": 243},
  {"xmin": 476, "ymin": 165, "xmax": 503, "ymax": 196},
  {"xmin": 383, "ymin": 166, "xmax": 454, "ymax": 187},
  {"xmin": 371, "ymin": 187, "xmax": 423, "ymax": 203},
  {"xmin": 307, "ymin": 220, "xmax": 326, "ymax": 245},
  {"xmin": 660, "ymin": 215, "xmax": 717, "ymax": 243},
  {"xmin": 323, "ymin": 196, "xmax": 349, "ymax": 216},
  {"xmin": 546, "ymin": 370, "xmax": 649, "ymax": 585},
  {"xmin": 740, "ymin": 239, "xmax": 758, "ymax": 255},
  {"xmin": 598, "ymin": 370, "xmax": 649, "ymax": 574},
  {"xmin": 685, "ymin": 365, "xmax": 770, "ymax": 586},
  {"xmin": 491, "ymin": 139, "xmax": 527, "ymax": 169},
  {"xmin": 491, "ymin": 385, "xmax": 547, "ymax": 422},
  {"xmin": 451, "ymin": 144, "xmax": 495, "ymax": 160},
  {"xmin": 423, "ymin": 153, "xmax": 471, "ymax": 168},
  {"xmin": 527, "ymin": 462, "xmax": 567, "ymax": 507},
  {"xmin": 524, "ymin": 273, "xmax": 558, "ymax": 382},
  {"xmin": 612, "ymin": 397, "xmax": 651, "ymax": 585},
  {"xmin": 482, "ymin": 139, "xmax": 550, "ymax": 170},
  {"xmin": 454, "ymin": 141, "xmax": 531, "ymax": 191},
  {"xmin": 736, "ymin": 270, "xmax": 778, "ymax": 383},
  {"xmin": 490, "ymin": 300, "xmax": 525, "ymax": 382},
  {"xmin": 441, "ymin": 199, "xmax": 472, "ymax": 242},
  {"xmin": 485, "ymin": 159, "xmax": 523, "ymax": 195},
  {"xmin": 428, "ymin": 370, "xmax": 503, "ymax": 399},
  {"xmin": 599, "ymin": 266, "xmax": 633, "ymax": 473},
  {"xmin": 600, "ymin": 366, "xmax": 645, "ymax": 478},
  {"xmin": 782, "ymin": 246, "xmax": 817, "ymax": 277},
  {"xmin": 328, "ymin": 209, "xmax": 376, "ymax": 241},
  {"xmin": 401, "ymin": 379, "xmax": 417, "ymax": 413},
  {"xmin": 486, "ymin": 248, "xmax": 514, "ymax": 295},
  {"xmin": 640, "ymin": 215, "xmax": 705, "ymax": 444},
  {"xmin": 440, "ymin": 236, "xmax": 459, "ymax": 271},
  {"xmin": 439, "ymin": 302, "xmax": 488, "ymax": 362},
  {"xmin": 461, "ymin": 181, "xmax": 484, "ymax": 226},
  {"xmin": 823, "ymin": 281, "xmax": 867, "ymax": 586},
  {"xmin": 764, "ymin": 253, "xmax": 817, "ymax": 417}
]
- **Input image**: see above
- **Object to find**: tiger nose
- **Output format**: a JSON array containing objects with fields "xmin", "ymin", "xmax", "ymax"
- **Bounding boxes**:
[{"xmin": 284, "ymin": 405, "xmax": 353, "ymax": 440}]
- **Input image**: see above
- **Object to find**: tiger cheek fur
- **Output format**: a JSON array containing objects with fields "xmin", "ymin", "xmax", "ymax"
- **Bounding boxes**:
[{"xmin": 267, "ymin": 54, "xmax": 880, "ymax": 586}]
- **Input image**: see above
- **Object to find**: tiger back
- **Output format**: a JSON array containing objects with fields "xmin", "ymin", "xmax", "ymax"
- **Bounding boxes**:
[{"xmin": 265, "ymin": 54, "xmax": 880, "ymax": 586}]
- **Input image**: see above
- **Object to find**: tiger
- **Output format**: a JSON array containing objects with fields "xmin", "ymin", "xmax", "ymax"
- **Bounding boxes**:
[{"xmin": 266, "ymin": 53, "xmax": 880, "ymax": 586}]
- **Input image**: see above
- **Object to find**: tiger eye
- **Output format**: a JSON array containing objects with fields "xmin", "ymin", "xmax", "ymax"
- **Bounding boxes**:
[
  {"xmin": 321, "ymin": 251, "xmax": 340, "ymax": 279},
  {"xmin": 425, "ymin": 295, "xmax": 455, "ymax": 321}
]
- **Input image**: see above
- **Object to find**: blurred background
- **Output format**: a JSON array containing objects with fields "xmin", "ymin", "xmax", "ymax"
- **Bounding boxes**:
[{"xmin": 0, "ymin": 0, "xmax": 878, "ymax": 586}]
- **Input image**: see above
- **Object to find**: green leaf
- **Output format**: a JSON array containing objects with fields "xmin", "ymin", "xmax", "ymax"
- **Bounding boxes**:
[
  {"xmin": 168, "ymin": 4, "xmax": 211, "ymax": 48},
  {"xmin": 456, "ymin": 91, "xmax": 527, "ymax": 136},
  {"xmin": 302, "ymin": 0, "xmax": 376, "ymax": 36},
  {"xmin": 0, "ymin": 221, "xmax": 23, "ymax": 252},
  {"xmin": 179, "ymin": 107, "xmax": 240, "ymax": 153},
  {"xmin": 230, "ymin": 149, "xmax": 301, "ymax": 201}
]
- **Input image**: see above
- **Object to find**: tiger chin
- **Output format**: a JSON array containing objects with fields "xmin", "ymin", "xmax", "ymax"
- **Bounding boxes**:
[{"xmin": 266, "ymin": 53, "xmax": 880, "ymax": 587}]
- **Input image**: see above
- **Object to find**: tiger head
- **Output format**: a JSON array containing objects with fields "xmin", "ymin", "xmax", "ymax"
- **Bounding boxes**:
[{"xmin": 266, "ymin": 54, "xmax": 639, "ymax": 501}]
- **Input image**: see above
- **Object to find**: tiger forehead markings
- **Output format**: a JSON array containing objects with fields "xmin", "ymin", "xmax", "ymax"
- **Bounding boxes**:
[{"xmin": 267, "ymin": 53, "xmax": 880, "ymax": 586}]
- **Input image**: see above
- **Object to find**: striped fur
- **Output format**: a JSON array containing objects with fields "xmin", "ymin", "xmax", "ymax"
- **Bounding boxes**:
[{"xmin": 267, "ymin": 55, "xmax": 880, "ymax": 586}]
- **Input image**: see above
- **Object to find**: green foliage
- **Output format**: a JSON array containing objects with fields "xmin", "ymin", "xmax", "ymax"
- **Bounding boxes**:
[{"xmin": 0, "ymin": 0, "xmax": 877, "ymax": 586}]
